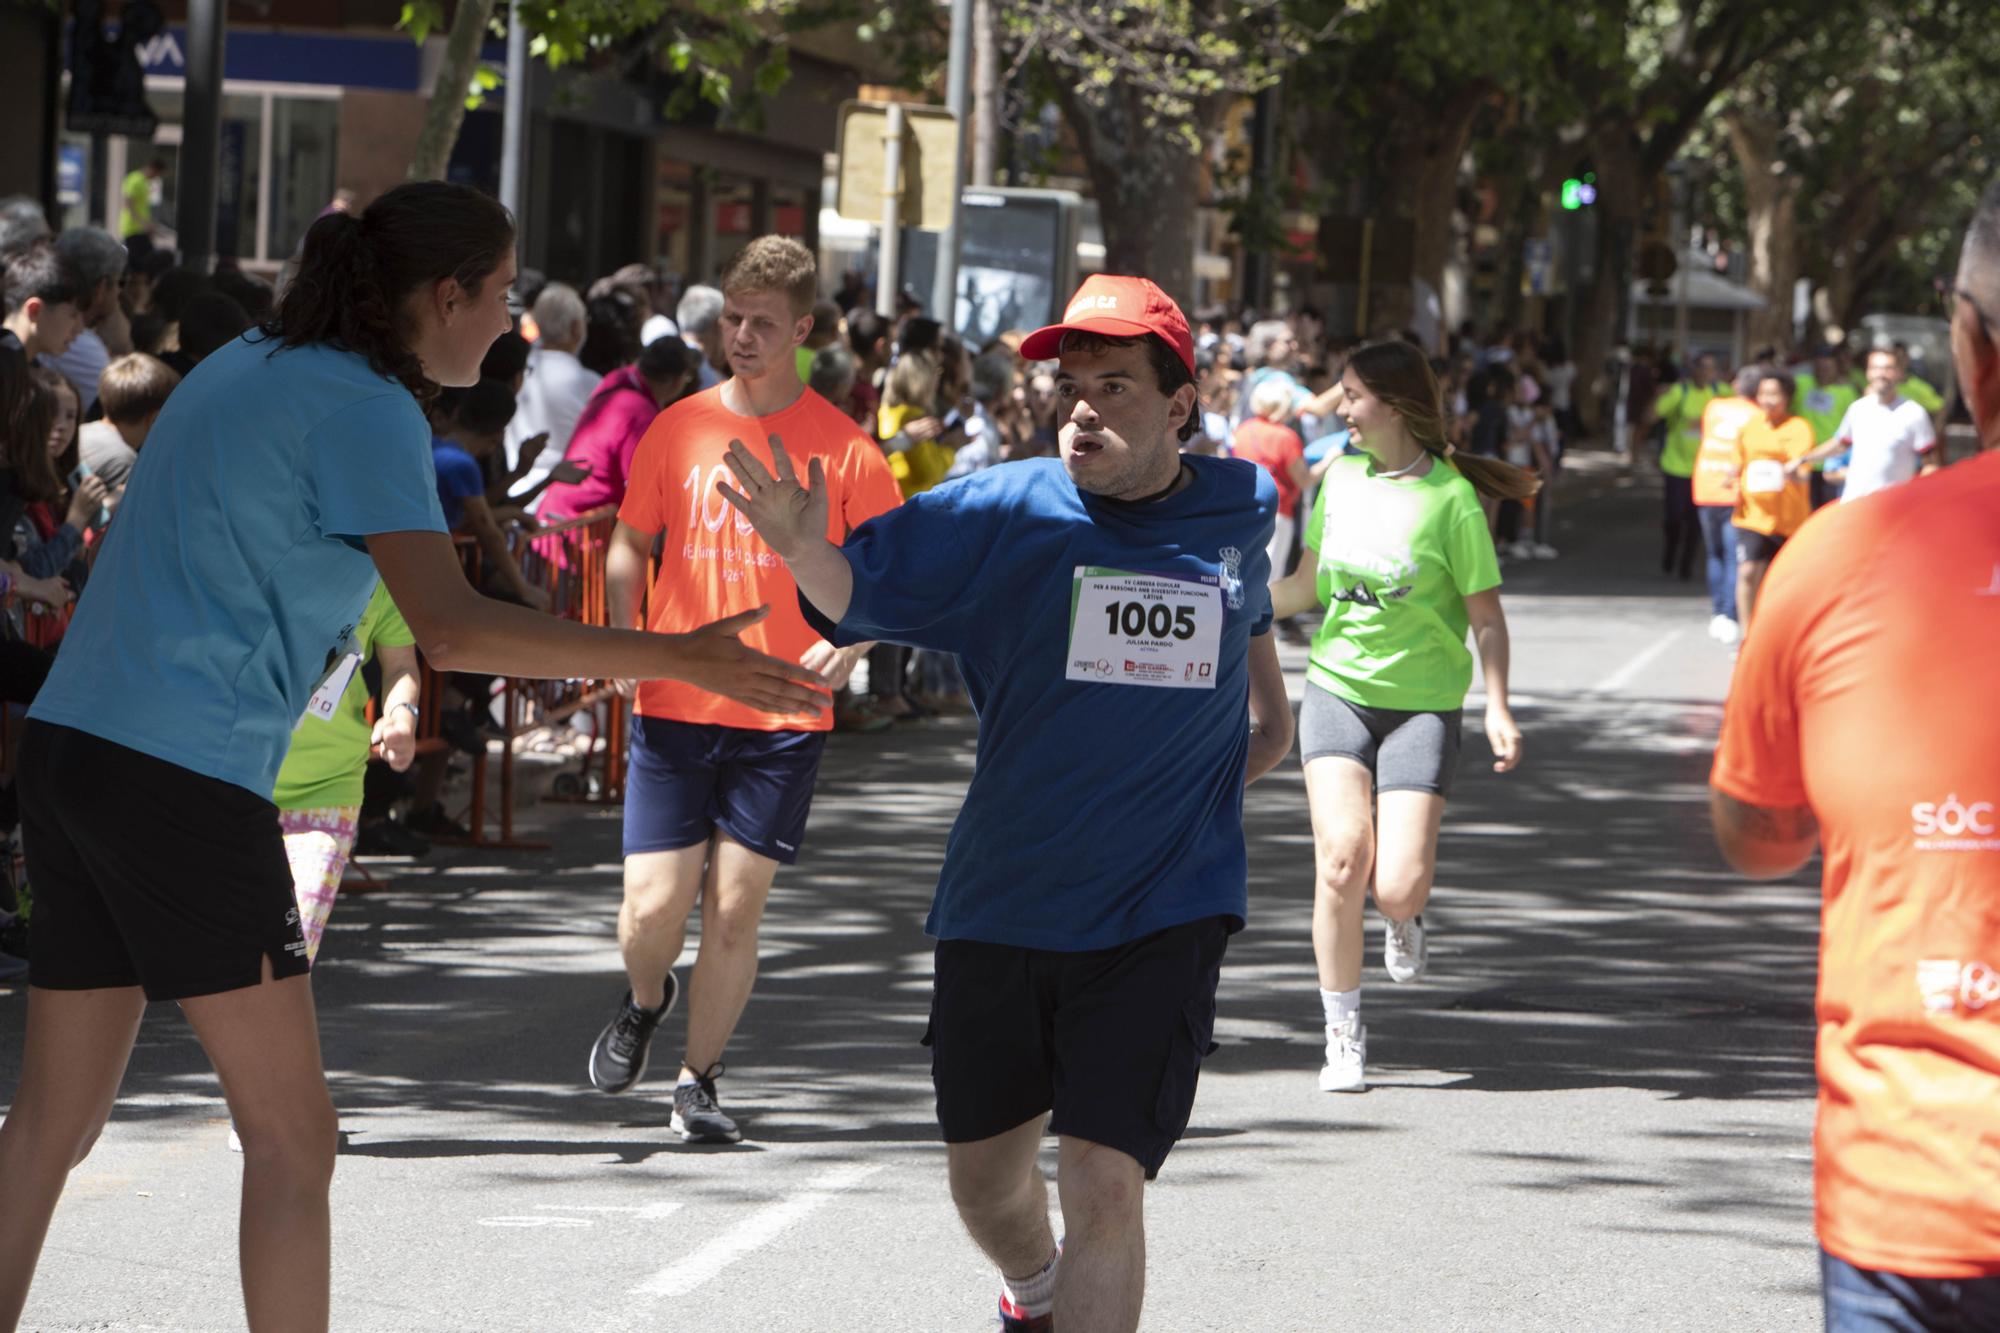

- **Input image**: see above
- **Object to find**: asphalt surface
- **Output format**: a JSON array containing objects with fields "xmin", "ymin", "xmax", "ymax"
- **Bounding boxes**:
[{"xmin": 1, "ymin": 452, "xmax": 1824, "ymax": 1332}]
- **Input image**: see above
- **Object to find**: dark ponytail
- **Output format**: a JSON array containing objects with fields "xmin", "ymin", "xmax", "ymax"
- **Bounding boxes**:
[
  {"xmin": 1347, "ymin": 340, "xmax": 1542, "ymax": 502},
  {"xmin": 264, "ymin": 181, "xmax": 514, "ymax": 402}
]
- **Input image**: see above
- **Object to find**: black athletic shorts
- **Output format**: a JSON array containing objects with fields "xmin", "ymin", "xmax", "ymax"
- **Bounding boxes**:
[
  {"xmin": 19, "ymin": 721, "xmax": 310, "ymax": 1002},
  {"xmin": 1734, "ymin": 526, "xmax": 1787, "ymax": 563},
  {"xmin": 924, "ymin": 915, "xmax": 1230, "ymax": 1180}
]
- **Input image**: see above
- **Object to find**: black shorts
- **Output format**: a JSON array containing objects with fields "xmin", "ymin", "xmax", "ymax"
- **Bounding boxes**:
[
  {"xmin": 1734, "ymin": 526, "xmax": 1787, "ymax": 563},
  {"xmin": 622, "ymin": 716, "xmax": 828, "ymax": 864},
  {"xmin": 924, "ymin": 916, "xmax": 1229, "ymax": 1180},
  {"xmin": 20, "ymin": 721, "xmax": 310, "ymax": 1002}
]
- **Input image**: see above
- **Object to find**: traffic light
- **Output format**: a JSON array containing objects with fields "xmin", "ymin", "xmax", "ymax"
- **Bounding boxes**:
[{"xmin": 1561, "ymin": 173, "xmax": 1598, "ymax": 211}]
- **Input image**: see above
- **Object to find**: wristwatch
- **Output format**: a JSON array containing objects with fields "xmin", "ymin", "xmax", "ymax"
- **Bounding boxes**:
[{"xmin": 386, "ymin": 701, "xmax": 421, "ymax": 723}]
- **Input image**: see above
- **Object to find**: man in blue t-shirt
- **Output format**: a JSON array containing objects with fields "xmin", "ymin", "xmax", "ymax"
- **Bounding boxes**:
[{"xmin": 719, "ymin": 275, "xmax": 1294, "ymax": 1333}]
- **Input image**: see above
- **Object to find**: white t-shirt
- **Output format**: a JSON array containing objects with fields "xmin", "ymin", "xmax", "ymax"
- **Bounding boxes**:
[
  {"xmin": 1834, "ymin": 395, "xmax": 1936, "ymax": 503},
  {"xmin": 1542, "ymin": 362, "xmax": 1577, "ymax": 411},
  {"xmin": 505, "ymin": 346, "xmax": 600, "ymax": 497}
]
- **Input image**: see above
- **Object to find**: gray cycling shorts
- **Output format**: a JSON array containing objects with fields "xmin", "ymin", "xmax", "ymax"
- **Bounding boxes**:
[{"xmin": 1299, "ymin": 682, "xmax": 1462, "ymax": 798}]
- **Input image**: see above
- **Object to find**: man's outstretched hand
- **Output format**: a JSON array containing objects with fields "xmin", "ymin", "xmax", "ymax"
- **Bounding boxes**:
[{"xmin": 718, "ymin": 434, "xmax": 827, "ymax": 561}]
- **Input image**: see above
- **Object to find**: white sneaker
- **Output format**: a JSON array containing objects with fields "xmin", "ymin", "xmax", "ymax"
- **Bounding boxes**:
[
  {"xmin": 1530, "ymin": 542, "xmax": 1559, "ymax": 559},
  {"xmin": 1707, "ymin": 614, "xmax": 1728, "ymax": 641},
  {"xmin": 1319, "ymin": 1019, "xmax": 1367, "ymax": 1092},
  {"xmin": 1384, "ymin": 914, "xmax": 1428, "ymax": 982},
  {"xmin": 1507, "ymin": 540, "xmax": 1535, "ymax": 560},
  {"xmin": 227, "ymin": 1125, "xmax": 243, "ymax": 1153},
  {"xmin": 1716, "ymin": 617, "xmax": 1741, "ymax": 645}
]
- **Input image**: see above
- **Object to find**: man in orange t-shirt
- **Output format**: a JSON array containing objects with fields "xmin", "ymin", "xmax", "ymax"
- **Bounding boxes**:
[
  {"xmin": 1711, "ymin": 180, "xmax": 2000, "ymax": 1330},
  {"xmin": 586, "ymin": 236, "xmax": 900, "ymax": 1144},
  {"xmin": 1692, "ymin": 365, "xmax": 1759, "ymax": 643},
  {"xmin": 1730, "ymin": 369, "xmax": 1815, "ymax": 631}
]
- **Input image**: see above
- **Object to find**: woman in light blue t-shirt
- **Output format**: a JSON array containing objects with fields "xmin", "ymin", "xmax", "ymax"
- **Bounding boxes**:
[{"xmin": 0, "ymin": 182, "xmax": 828, "ymax": 1332}]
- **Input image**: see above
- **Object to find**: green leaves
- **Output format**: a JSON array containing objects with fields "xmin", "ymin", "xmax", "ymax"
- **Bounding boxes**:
[{"xmin": 397, "ymin": 0, "xmax": 446, "ymax": 45}]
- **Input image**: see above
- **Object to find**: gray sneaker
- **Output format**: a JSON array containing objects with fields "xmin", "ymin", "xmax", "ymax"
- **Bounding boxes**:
[
  {"xmin": 671, "ymin": 1066, "xmax": 742, "ymax": 1143},
  {"xmin": 1384, "ymin": 913, "xmax": 1428, "ymax": 983}
]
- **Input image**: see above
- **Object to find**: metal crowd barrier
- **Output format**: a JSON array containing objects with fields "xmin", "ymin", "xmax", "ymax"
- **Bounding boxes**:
[{"xmin": 423, "ymin": 505, "xmax": 629, "ymax": 851}]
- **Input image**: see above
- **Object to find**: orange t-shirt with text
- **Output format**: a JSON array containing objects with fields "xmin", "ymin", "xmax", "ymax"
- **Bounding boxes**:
[
  {"xmin": 1732, "ymin": 413, "xmax": 1814, "ymax": 537},
  {"xmin": 1711, "ymin": 450, "xmax": 2000, "ymax": 1278},
  {"xmin": 618, "ymin": 384, "xmax": 901, "ymax": 731},
  {"xmin": 1693, "ymin": 394, "xmax": 1757, "ymax": 507}
]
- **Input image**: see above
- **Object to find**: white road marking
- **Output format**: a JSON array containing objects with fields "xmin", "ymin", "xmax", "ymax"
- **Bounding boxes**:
[
  {"xmin": 631, "ymin": 1162, "xmax": 883, "ymax": 1299},
  {"xmin": 1591, "ymin": 628, "xmax": 1684, "ymax": 695}
]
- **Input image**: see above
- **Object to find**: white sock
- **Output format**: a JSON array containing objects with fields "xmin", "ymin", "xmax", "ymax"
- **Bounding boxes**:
[
  {"xmin": 1002, "ymin": 1248, "xmax": 1060, "ymax": 1318},
  {"xmin": 1320, "ymin": 987, "xmax": 1360, "ymax": 1028}
]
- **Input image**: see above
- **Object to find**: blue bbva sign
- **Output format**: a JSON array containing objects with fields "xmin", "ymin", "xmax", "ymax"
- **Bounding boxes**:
[{"xmin": 134, "ymin": 26, "xmax": 422, "ymax": 93}]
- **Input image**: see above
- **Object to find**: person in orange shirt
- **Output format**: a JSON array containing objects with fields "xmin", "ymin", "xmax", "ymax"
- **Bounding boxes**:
[
  {"xmin": 587, "ymin": 236, "xmax": 901, "ymax": 1144},
  {"xmin": 1692, "ymin": 365, "xmax": 1760, "ymax": 644},
  {"xmin": 1710, "ymin": 179, "xmax": 2000, "ymax": 1331},
  {"xmin": 1730, "ymin": 369, "xmax": 1815, "ymax": 632}
]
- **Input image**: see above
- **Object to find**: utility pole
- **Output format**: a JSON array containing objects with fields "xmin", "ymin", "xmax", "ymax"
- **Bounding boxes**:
[
  {"xmin": 179, "ymin": 0, "xmax": 225, "ymax": 270},
  {"xmin": 876, "ymin": 102, "xmax": 905, "ymax": 321},
  {"xmin": 930, "ymin": 0, "xmax": 973, "ymax": 327},
  {"xmin": 500, "ymin": 3, "xmax": 528, "ymax": 231}
]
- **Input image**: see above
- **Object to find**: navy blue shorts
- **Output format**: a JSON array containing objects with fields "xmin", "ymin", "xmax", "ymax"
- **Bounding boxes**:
[{"xmin": 623, "ymin": 717, "xmax": 828, "ymax": 864}]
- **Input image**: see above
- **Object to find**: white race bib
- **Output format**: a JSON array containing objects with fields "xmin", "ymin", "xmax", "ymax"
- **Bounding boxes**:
[
  {"xmin": 1744, "ymin": 459, "xmax": 1788, "ymax": 495},
  {"xmin": 1066, "ymin": 567, "xmax": 1222, "ymax": 690},
  {"xmin": 301, "ymin": 651, "xmax": 361, "ymax": 724}
]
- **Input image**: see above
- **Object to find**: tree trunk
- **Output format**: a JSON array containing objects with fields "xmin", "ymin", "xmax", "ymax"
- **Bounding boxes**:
[
  {"xmin": 1393, "ymin": 87, "xmax": 1486, "ymax": 314},
  {"xmin": 971, "ymin": 0, "xmax": 1000, "ymax": 187},
  {"xmin": 1055, "ymin": 84, "xmax": 1211, "ymax": 309},
  {"xmin": 1722, "ymin": 106, "xmax": 1800, "ymax": 354},
  {"xmin": 409, "ymin": 0, "xmax": 498, "ymax": 182},
  {"xmin": 1573, "ymin": 133, "xmax": 1645, "ymax": 437}
]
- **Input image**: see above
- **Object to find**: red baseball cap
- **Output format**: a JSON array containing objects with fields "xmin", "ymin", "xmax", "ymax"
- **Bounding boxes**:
[{"xmin": 1020, "ymin": 275, "xmax": 1195, "ymax": 375}]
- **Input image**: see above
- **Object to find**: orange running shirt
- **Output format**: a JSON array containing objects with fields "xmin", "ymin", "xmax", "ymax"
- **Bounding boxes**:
[
  {"xmin": 1712, "ymin": 450, "xmax": 2000, "ymax": 1278},
  {"xmin": 1732, "ymin": 414, "xmax": 1814, "ymax": 537},
  {"xmin": 1693, "ymin": 394, "xmax": 1757, "ymax": 507},
  {"xmin": 619, "ymin": 384, "xmax": 901, "ymax": 731}
]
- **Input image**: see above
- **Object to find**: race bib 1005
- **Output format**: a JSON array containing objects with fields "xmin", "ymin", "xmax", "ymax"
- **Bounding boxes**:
[{"xmin": 1066, "ymin": 566, "xmax": 1222, "ymax": 689}]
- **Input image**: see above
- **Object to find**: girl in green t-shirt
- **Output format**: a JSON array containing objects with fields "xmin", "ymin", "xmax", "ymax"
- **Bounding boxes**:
[
  {"xmin": 1271, "ymin": 341, "xmax": 1535, "ymax": 1094},
  {"xmin": 271, "ymin": 582, "xmax": 423, "ymax": 967}
]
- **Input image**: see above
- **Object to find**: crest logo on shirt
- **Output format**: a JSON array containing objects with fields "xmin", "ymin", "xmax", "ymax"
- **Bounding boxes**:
[
  {"xmin": 1217, "ymin": 547, "xmax": 1244, "ymax": 610},
  {"xmin": 1910, "ymin": 793, "xmax": 2000, "ymax": 852}
]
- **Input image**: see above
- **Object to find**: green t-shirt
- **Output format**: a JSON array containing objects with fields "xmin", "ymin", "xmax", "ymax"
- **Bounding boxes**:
[
  {"xmin": 1303, "ymin": 454, "xmax": 1502, "ymax": 712},
  {"xmin": 271, "ymin": 583, "xmax": 416, "ymax": 811},
  {"xmin": 1654, "ymin": 382, "xmax": 1721, "ymax": 478},
  {"xmin": 119, "ymin": 169, "xmax": 152, "ymax": 239},
  {"xmin": 1902, "ymin": 375, "xmax": 1943, "ymax": 413},
  {"xmin": 1793, "ymin": 374, "xmax": 1860, "ymax": 444}
]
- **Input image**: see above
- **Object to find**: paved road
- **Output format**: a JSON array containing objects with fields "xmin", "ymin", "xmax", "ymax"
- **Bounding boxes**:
[{"xmin": 3, "ymin": 456, "xmax": 1824, "ymax": 1332}]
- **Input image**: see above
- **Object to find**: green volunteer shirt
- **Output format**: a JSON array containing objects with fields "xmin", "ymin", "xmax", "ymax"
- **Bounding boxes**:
[
  {"xmin": 119, "ymin": 170, "xmax": 152, "ymax": 239},
  {"xmin": 1654, "ymin": 382, "xmax": 1721, "ymax": 478},
  {"xmin": 1794, "ymin": 373, "xmax": 1860, "ymax": 444},
  {"xmin": 1902, "ymin": 375, "xmax": 1943, "ymax": 414},
  {"xmin": 1303, "ymin": 454, "xmax": 1502, "ymax": 712},
  {"xmin": 271, "ymin": 583, "xmax": 415, "ymax": 811}
]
